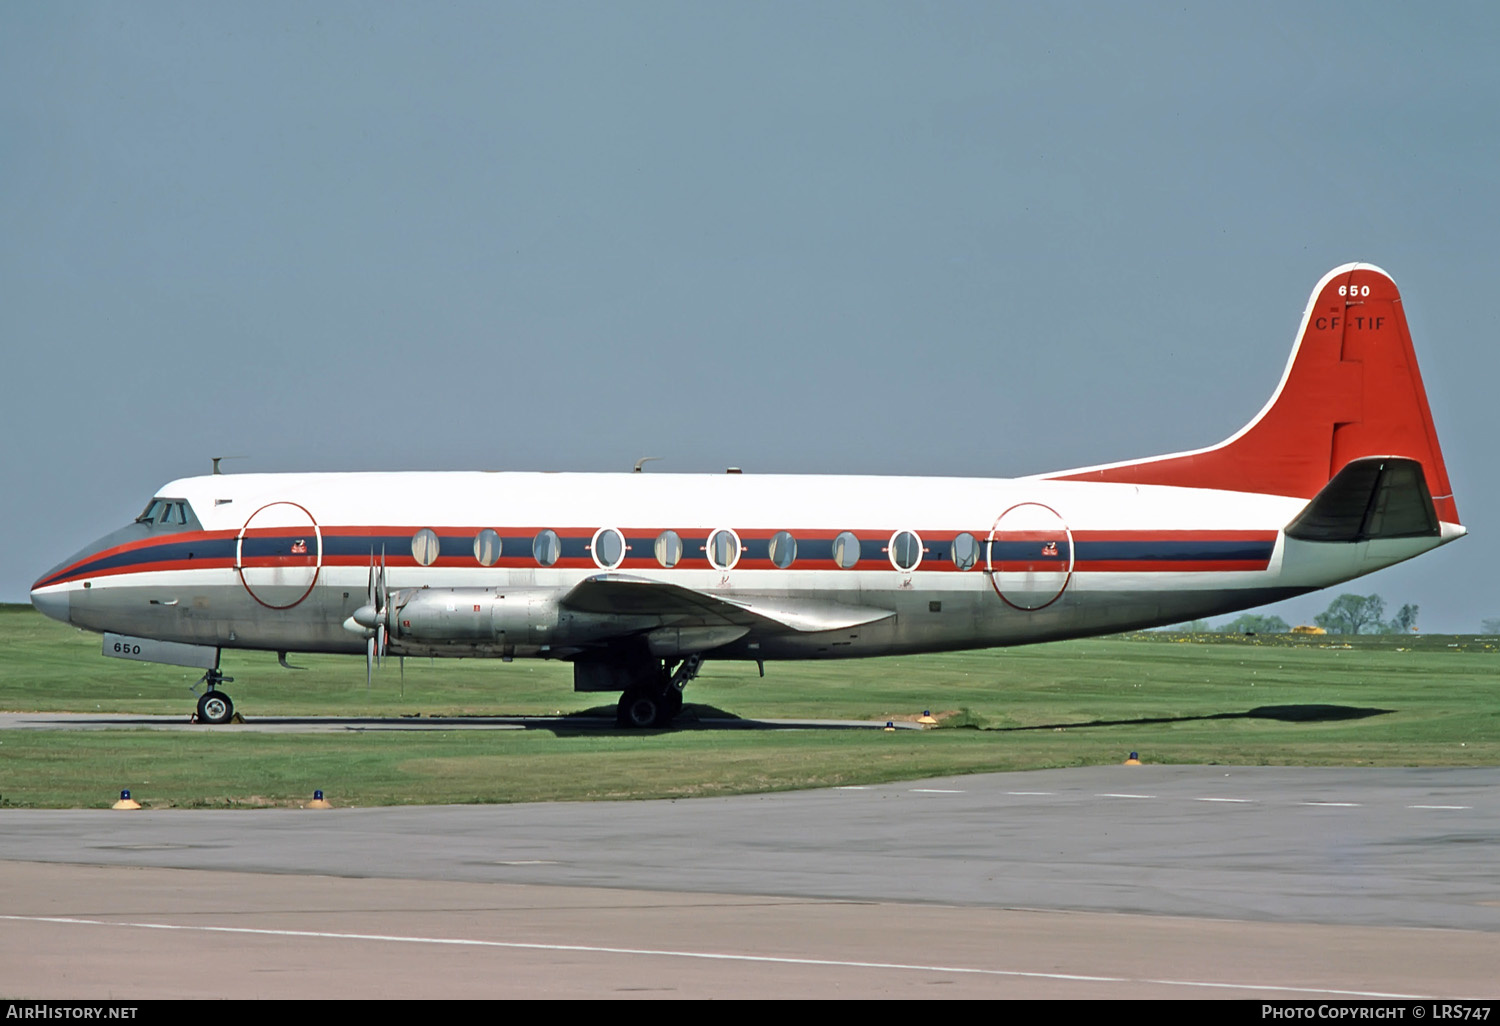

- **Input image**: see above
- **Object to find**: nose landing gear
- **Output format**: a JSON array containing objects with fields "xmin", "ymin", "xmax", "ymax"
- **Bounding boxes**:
[{"xmin": 193, "ymin": 667, "xmax": 236, "ymax": 725}]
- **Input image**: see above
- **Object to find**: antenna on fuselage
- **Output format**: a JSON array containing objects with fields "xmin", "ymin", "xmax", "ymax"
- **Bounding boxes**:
[
  {"xmin": 633, "ymin": 456, "xmax": 662, "ymax": 473},
  {"xmin": 211, "ymin": 456, "xmax": 247, "ymax": 475}
]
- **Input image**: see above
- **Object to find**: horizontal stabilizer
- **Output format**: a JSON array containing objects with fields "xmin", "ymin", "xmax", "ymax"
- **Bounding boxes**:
[
  {"xmin": 562, "ymin": 574, "xmax": 894, "ymax": 633},
  {"xmin": 1284, "ymin": 457, "xmax": 1439, "ymax": 542}
]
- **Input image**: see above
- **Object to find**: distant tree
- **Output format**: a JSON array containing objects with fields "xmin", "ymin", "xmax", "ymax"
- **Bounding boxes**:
[
  {"xmin": 1168, "ymin": 619, "xmax": 1213, "ymax": 632},
  {"xmin": 1220, "ymin": 613, "xmax": 1289, "ymax": 634},
  {"xmin": 1389, "ymin": 604, "xmax": 1419, "ymax": 634},
  {"xmin": 1481, "ymin": 618, "xmax": 1500, "ymax": 635},
  {"xmin": 1314, "ymin": 593, "xmax": 1387, "ymax": 635}
]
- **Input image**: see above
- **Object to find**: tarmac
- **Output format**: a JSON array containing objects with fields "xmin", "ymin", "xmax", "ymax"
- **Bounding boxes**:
[{"xmin": 3, "ymin": 762, "xmax": 1498, "ymax": 999}]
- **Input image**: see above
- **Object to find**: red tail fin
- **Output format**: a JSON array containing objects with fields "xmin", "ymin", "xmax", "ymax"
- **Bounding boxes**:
[{"xmin": 1047, "ymin": 264, "xmax": 1459, "ymax": 524}]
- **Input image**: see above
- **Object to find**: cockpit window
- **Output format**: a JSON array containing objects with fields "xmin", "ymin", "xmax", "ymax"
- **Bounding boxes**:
[{"xmin": 135, "ymin": 497, "xmax": 196, "ymax": 528}]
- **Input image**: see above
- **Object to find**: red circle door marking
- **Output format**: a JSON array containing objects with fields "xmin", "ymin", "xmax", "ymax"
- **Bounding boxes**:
[
  {"xmin": 987, "ymin": 502, "xmax": 1074, "ymax": 611},
  {"xmin": 236, "ymin": 501, "xmax": 322, "ymax": 610}
]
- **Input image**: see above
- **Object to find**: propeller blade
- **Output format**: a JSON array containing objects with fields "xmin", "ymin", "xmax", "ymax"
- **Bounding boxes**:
[{"xmin": 366, "ymin": 636, "xmax": 374, "ymax": 689}]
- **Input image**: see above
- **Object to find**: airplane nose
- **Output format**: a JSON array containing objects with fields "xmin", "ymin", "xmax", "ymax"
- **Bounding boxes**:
[{"xmin": 30, "ymin": 585, "xmax": 70, "ymax": 625}]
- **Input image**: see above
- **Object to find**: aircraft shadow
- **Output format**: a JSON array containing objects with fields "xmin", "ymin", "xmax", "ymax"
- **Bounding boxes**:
[
  {"xmin": 1, "ymin": 708, "xmax": 910, "ymax": 733},
  {"xmin": 986, "ymin": 704, "xmax": 1393, "ymax": 733},
  {"xmin": 550, "ymin": 703, "xmax": 897, "ymax": 733},
  {"xmin": 9, "ymin": 703, "xmax": 1387, "ymax": 735}
]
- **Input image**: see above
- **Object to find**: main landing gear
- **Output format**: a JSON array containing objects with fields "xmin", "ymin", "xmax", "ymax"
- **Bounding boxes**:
[
  {"xmin": 616, "ymin": 655, "xmax": 703, "ymax": 729},
  {"xmin": 193, "ymin": 667, "xmax": 235, "ymax": 725}
]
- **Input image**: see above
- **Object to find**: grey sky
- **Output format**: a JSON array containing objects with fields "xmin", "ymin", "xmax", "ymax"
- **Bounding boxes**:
[{"xmin": 2, "ymin": 2, "xmax": 1495, "ymax": 630}]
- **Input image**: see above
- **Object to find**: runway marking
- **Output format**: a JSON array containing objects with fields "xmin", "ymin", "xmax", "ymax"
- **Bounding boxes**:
[
  {"xmin": 835, "ymin": 786, "xmax": 869, "ymax": 790},
  {"xmin": 0, "ymin": 915, "xmax": 1433, "ymax": 999},
  {"xmin": 1096, "ymin": 793, "xmax": 1156, "ymax": 799},
  {"xmin": 1408, "ymin": 805, "xmax": 1470, "ymax": 810},
  {"xmin": 1193, "ymin": 798, "xmax": 1253, "ymax": 803},
  {"xmin": 1298, "ymin": 802, "xmax": 1361, "ymax": 807}
]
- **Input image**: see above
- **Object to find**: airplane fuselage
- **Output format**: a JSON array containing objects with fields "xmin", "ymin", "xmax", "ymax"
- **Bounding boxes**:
[{"xmin": 31, "ymin": 469, "xmax": 1456, "ymax": 662}]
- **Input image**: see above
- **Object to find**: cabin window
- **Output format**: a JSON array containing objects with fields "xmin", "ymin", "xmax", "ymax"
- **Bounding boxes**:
[
  {"xmin": 707, "ymin": 528, "xmax": 740, "ymax": 570},
  {"xmin": 832, "ymin": 531, "xmax": 861, "ymax": 568},
  {"xmin": 890, "ymin": 530, "xmax": 922, "ymax": 571},
  {"xmin": 412, "ymin": 528, "xmax": 441, "ymax": 566},
  {"xmin": 951, "ymin": 532, "xmax": 979, "ymax": 571},
  {"xmin": 473, "ymin": 529, "xmax": 502, "ymax": 567},
  {"xmin": 592, "ymin": 527, "xmax": 625, "ymax": 570},
  {"xmin": 769, "ymin": 530, "xmax": 797, "ymax": 569},
  {"xmin": 533, "ymin": 529, "xmax": 560, "ymax": 567},
  {"xmin": 654, "ymin": 530, "xmax": 682, "ymax": 568}
]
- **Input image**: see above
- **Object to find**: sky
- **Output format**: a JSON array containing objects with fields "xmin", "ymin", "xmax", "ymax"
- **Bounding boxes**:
[{"xmin": 2, "ymin": 2, "xmax": 1496, "ymax": 631}]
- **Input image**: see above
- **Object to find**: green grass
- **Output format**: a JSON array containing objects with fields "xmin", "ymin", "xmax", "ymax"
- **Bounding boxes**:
[{"xmin": 0, "ymin": 606, "xmax": 1495, "ymax": 808}]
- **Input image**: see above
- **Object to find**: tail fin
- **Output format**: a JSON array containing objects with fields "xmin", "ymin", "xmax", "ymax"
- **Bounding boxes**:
[{"xmin": 1046, "ymin": 263, "xmax": 1459, "ymax": 525}]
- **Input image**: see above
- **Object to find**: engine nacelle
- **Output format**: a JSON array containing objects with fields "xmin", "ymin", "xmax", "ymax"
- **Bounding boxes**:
[{"xmin": 390, "ymin": 588, "xmax": 560, "ymax": 644}]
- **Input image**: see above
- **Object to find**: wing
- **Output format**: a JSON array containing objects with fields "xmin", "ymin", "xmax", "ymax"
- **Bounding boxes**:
[{"xmin": 560, "ymin": 573, "xmax": 895, "ymax": 634}]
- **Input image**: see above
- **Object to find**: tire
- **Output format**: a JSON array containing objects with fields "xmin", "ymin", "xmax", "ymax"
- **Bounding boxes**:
[
  {"xmin": 197, "ymin": 690, "xmax": 234, "ymax": 725},
  {"xmin": 617, "ymin": 691, "xmax": 663, "ymax": 729}
]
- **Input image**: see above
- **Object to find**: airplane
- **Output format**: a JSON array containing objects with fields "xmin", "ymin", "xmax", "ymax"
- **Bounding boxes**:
[{"xmin": 29, "ymin": 263, "xmax": 1462, "ymax": 728}]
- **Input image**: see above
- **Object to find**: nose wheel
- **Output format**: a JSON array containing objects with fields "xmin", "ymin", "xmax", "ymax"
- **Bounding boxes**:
[{"xmin": 193, "ymin": 668, "xmax": 235, "ymax": 725}]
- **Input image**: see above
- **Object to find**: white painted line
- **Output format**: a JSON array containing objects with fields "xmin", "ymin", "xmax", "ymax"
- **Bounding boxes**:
[
  {"xmin": 834, "ymin": 786, "xmax": 869, "ymax": 790},
  {"xmin": 1194, "ymin": 798, "xmax": 1253, "ymax": 803},
  {"xmin": 911, "ymin": 788, "xmax": 964, "ymax": 794},
  {"xmin": 1096, "ymin": 793, "xmax": 1156, "ymax": 799},
  {"xmin": 495, "ymin": 860, "xmax": 556, "ymax": 865},
  {"xmin": 1408, "ymin": 805, "xmax": 1471, "ymax": 810},
  {"xmin": 1298, "ymin": 802, "xmax": 1361, "ymax": 807},
  {"xmin": 0, "ymin": 915, "xmax": 1434, "ymax": 999}
]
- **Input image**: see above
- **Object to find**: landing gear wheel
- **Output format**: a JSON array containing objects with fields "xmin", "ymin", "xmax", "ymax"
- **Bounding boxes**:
[
  {"xmin": 617, "ymin": 690, "xmax": 663, "ymax": 729},
  {"xmin": 197, "ymin": 690, "xmax": 234, "ymax": 725},
  {"xmin": 616, "ymin": 687, "xmax": 680, "ymax": 729}
]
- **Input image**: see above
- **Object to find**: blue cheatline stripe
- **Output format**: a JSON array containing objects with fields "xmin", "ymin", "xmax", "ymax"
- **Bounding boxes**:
[
  {"xmin": 1073, "ymin": 540, "xmax": 1275, "ymax": 562},
  {"xmin": 990, "ymin": 541, "xmax": 1073, "ymax": 562},
  {"xmin": 47, "ymin": 530, "xmax": 1279, "ymax": 581},
  {"xmin": 60, "ymin": 538, "xmax": 238, "ymax": 579}
]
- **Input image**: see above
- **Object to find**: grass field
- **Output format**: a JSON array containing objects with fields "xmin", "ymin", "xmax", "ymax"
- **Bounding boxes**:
[{"xmin": 0, "ymin": 605, "xmax": 1495, "ymax": 808}]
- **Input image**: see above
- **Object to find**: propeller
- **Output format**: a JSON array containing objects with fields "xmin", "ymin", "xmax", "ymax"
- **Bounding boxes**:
[{"xmin": 346, "ymin": 547, "xmax": 391, "ymax": 689}]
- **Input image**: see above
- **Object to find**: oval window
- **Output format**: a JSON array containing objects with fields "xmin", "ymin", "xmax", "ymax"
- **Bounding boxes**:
[
  {"xmin": 473, "ymin": 529, "xmax": 502, "ymax": 567},
  {"xmin": 890, "ymin": 530, "xmax": 922, "ymax": 571},
  {"xmin": 951, "ymin": 532, "xmax": 979, "ymax": 571},
  {"xmin": 832, "ymin": 531, "xmax": 861, "ymax": 569},
  {"xmin": 655, "ymin": 530, "xmax": 682, "ymax": 568},
  {"xmin": 592, "ymin": 527, "xmax": 625, "ymax": 569},
  {"xmin": 769, "ymin": 530, "xmax": 797, "ymax": 569},
  {"xmin": 533, "ymin": 529, "xmax": 560, "ymax": 567},
  {"xmin": 707, "ymin": 528, "xmax": 740, "ymax": 570},
  {"xmin": 412, "ymin": 528, "xmax": 441, "ymax": 567}
]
